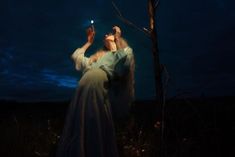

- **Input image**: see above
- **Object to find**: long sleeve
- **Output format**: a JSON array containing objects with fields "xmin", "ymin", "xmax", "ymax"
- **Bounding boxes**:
[{"xmin": 71, "ymin": 48, "xmax": 90, "ymax": 71}]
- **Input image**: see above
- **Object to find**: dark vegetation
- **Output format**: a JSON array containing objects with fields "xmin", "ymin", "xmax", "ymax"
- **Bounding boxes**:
[{"xmin": 0, "ymin": 96, "xmax": 235, "ymax": 157}]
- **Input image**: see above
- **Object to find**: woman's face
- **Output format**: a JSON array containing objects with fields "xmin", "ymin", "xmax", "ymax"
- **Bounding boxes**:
[{"xmin": 104, "ymin": 34, "xmax": 117, "ymax": 51}]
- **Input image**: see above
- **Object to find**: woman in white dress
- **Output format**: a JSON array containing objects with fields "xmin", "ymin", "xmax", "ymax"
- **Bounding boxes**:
[{"xmin": 56, "ymin": 26, "xmax": 135, "ymax": 157}]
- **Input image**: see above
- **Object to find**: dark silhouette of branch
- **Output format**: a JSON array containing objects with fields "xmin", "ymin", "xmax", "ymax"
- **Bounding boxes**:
[
  {"xmin": 112, "ymin": 1, "xmax": 150, "ymax": 37},
  {"xmin": 111, "ymin": 1, "xmax": 122, "ymax": 17},
  {"xmin": 154, "ymin": 0, "xmax": 160, "ymax": 9}
]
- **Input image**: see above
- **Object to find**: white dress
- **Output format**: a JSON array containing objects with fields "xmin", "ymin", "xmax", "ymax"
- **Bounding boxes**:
[{"xmin": 56, "ymin": 46, "xmax": 134, "ymax": 157}]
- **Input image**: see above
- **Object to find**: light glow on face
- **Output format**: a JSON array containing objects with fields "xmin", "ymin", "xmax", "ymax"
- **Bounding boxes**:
[
  {"xmin": 104, "ymin": 35, "xmax": 117, "ymax": 51},
  {"xmin": 105, "ymin": 35, "xmax": 115, "ymax": 42}
]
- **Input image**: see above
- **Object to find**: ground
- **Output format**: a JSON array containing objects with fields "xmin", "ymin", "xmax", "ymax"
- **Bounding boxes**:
[{"xmin": 0, "ymin": 97, "xmax": 235, "ymax": 157}]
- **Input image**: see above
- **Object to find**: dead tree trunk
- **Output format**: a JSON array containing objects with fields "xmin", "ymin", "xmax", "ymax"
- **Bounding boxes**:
[
  {"xmin": 148, "ymin": 0, "xmax": 165, "ymax": 156},
  {"xmin": 148, "ymin": 0, "xmax": 163, "ymax": 111}
]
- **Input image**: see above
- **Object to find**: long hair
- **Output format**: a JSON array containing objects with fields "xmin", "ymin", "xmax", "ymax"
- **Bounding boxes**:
[
  {"xmin": 118, "ymin": 37, "xmax": 135, "ymax": 101},
  {"xmin": 110, "ymin": 37, "xmax": 135, "ymax": 118}
]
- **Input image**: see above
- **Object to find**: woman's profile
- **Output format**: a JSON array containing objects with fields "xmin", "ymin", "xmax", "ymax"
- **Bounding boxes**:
[{"xmin": 56, "ymin": 25, "xmax": 135, "ymax": 157}]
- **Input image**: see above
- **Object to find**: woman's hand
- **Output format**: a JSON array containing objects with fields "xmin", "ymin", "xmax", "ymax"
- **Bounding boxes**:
[
  {"xmin": 79, "ymin": 27, "xmax": 95, "ymax": 52},
  {"xmin": 113, "ymin": 26, "xmax": 121, "ymax": 40},
  {"xmin": 86, "ymin": 26, "xmax": 95, "ymax": 44}
]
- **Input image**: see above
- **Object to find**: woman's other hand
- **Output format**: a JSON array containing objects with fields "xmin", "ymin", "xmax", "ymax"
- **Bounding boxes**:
[{"xmin": 113, "ymin": 26, "xmax": 121, "ymax": 39}]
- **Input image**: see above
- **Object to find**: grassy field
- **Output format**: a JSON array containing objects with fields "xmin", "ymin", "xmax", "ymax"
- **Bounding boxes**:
[{"xmin": 0, "ymin": 96, "xmax": 235, "ymax": 157}]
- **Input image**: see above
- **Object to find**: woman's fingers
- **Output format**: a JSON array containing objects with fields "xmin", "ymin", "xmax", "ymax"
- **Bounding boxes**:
[
  {"xmin": 87, "ymin": 27, "xmax": 95, "ymax": 36},
  {"xmin": 113, "ymin": 26, "xmax": 121, "ymax": 34},
  {"xmin": 89, "ymin": 26, "xmax": 95, "ymax": 34},
  {"xmin": 113, "ymin": 26, "xmax": 121, "ymax": 38},
  {"xmin": 86, "ymin": 27, "xmax": 95, "ymax": 44}
]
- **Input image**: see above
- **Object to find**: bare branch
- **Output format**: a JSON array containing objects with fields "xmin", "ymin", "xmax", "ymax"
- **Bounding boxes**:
[
  {"xmin": 143, "ymin": 27, "xmax": 151, "ymax": 34},
  {"xmin": 112, "ymin": 1, "xmax": 150, "ymax": 37},
  {"xmin": 154, "ymin": 0, "xmax": 160, "ymax": 9},
  {"xmin": 111, "ymin": 1, "xmax": 122, "ymax": 17}
]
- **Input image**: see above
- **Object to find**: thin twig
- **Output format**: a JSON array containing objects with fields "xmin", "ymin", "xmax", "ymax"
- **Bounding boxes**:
[
  {"xmin": 112, "ymin": 1, "xmax": 122, "ymax": 17},
  {"xmin": 154, "ymin": 0, "xmax": 160, "ymax": 9},
  {"xmin": 112, "ymin": 1, "xmax": 150, "ymax": 37}
]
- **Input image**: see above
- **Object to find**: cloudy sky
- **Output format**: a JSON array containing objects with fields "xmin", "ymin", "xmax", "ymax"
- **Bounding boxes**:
[{"xmin": 0, "ymin": 0, "xmax": 235, "ymax": 101}]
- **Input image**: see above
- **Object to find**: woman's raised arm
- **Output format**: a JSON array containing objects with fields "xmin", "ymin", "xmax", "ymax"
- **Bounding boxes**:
[{"xmin": 71, "ymin": 27, "xmax": 95, "ymax": 71}]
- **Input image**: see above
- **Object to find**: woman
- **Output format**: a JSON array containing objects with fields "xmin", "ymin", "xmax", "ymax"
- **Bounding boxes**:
[{"xmin": 56, "ymin": 26, "xmax": 135, "ymax": 157}]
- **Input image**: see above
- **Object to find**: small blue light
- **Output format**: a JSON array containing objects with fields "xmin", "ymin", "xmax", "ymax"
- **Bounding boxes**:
[{"xmin": 90, "ymin": 20, "xmax": 94, "ymax": 24}]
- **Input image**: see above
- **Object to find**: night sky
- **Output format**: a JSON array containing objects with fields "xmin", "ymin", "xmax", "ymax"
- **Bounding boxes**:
[{"xmin": 0, "ymin": 0, "xmax": 235, "ymax": 101}]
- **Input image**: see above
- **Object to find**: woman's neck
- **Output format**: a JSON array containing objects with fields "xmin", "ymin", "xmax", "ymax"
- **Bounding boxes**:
[{"xmin": 110, "ymin": 47, "xmax": 117, "ymax": 51}]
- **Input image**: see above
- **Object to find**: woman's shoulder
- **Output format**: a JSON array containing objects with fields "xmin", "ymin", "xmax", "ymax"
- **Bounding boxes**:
[
  {"xmin": 115, "ymin": 46, "xmax": 133, "ymax": 57},
  {"xmin": 124, "ymin": 46, "xmax": 133, "ymax": 54}
]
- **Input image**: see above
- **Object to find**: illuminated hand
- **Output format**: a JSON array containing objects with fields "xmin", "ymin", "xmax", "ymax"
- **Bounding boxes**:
[
  {"xmin": 113, "ymin": 26, "xmax": 121, "ymax": 39},
  {"xmin": 86, "ymin": 26, "xmax": 95, "ymax": 44}
]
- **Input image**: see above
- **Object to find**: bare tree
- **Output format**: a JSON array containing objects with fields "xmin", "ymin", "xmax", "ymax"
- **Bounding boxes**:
[
  {"xmin": 112, "ymin": 1, "xmax": 165, "ymax": 156},
  {"xmin": 112, "ymin": 0, "xmax": 163, "ymax": 103}
]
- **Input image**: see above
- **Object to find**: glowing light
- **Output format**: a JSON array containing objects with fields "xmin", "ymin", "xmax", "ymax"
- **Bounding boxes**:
[{"xmin": 90, "ymin": 20, "xmax": 94, "ymax": 24}]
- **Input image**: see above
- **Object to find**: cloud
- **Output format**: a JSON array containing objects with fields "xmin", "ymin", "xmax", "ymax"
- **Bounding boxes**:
[{"xmin": 41, "ymin": 69, "xmax": 77, "ymax": 88}]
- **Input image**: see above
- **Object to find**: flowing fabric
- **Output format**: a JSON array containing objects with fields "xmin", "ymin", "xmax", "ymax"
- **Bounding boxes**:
[{"xmin": 56, "ymin": 47, "xmax": 134, "ymax": 157}]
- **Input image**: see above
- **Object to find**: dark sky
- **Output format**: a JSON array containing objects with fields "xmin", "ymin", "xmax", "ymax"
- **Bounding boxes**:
[{"xmin": 0, "ymin": 0, "xmax": 235, "ymax": 101}]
